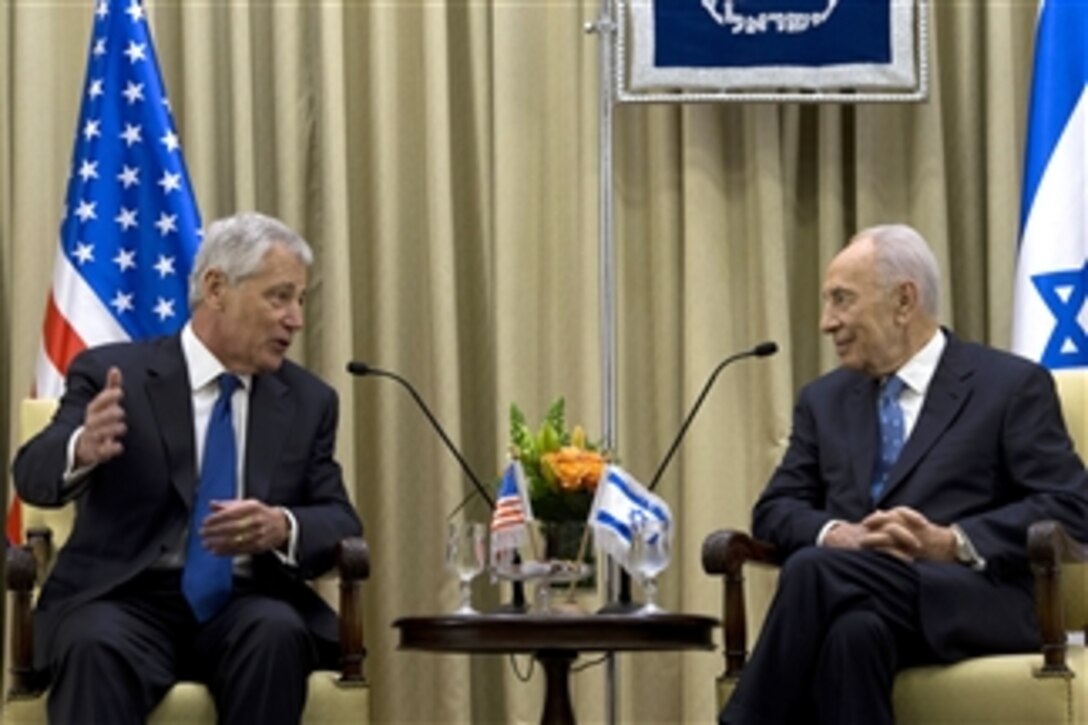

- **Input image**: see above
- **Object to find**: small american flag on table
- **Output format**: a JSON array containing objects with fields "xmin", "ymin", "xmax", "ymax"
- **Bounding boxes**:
[{"xmin": 489, "ymin": 460, "xmax": 534, "ymax": 567}]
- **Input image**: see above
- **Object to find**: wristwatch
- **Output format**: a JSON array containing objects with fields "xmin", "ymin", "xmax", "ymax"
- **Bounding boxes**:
[{"xmin": 951, "ymin": 524, "xmax": 986, "ymax": 570}]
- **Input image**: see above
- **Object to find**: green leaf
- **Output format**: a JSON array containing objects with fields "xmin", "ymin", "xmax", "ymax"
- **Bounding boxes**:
[
  {"xmin": 510, "ymin": 403, "xmax": 536, "ymax": 461},
  {"xmin": 544, "ymin": 397, "xmax": 566, "ymax": 440},
  {"xmin": 536, "ymin": 421, "xmax": 561, "ymax": 455}
]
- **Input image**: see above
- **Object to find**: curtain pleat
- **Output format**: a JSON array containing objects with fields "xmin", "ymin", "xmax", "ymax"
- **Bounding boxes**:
[{"xmin": 1, "ymin": 1, "xmax": 1041, "ymax": 721}]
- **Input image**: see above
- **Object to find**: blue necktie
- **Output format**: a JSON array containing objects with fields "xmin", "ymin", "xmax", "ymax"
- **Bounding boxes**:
[
  {"xmin": 182, "ymin": 374, "xmax": 239, "ymax": 622},
  {"xmin": 871, "ymin": 375, "xmax": 906, "ymax": 502}
]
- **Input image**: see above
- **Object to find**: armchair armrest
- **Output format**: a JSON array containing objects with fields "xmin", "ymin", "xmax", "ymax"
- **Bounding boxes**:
[
  {"xmin": 24, "ymin": 527, "xmax": 54, "ymax": 587},
  {"xmin": 335, "ymin": 536, "xmax": 370, "ymax": 685},
  {"xmin": 5, "ymin": 544, "xmax": 41, "ymax": 698},
  {"xmin": 701, "ymin": 529, "xmax": 779, "ymax": 679},
  {"xmin": 1027, "ymin": 520, "xmax": 1088, "ymax": 676}
]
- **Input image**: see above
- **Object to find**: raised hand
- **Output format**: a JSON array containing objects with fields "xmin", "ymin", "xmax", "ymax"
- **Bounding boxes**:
[{"xmin": 74, "ymin": 366, "xmax": 127, "ymax": 468}]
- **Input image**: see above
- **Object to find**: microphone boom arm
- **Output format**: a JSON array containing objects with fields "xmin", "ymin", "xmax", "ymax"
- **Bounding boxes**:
[
  {"xmin": 347, "ymin": 363, "xmax": 495, "ymax": 508},
  {"xmin": 647, "ymin": 342, "xmax": 777, "ymax": 491}
]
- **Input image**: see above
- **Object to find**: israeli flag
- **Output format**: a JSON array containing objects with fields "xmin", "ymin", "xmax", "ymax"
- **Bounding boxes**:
[
  {"xmin": 1012, "ymin": 0, "xmax": 1088, "ymax": 369},
  {"xmin": 588, "ymin": 465, "xmax": 672, "ymax": 572}
]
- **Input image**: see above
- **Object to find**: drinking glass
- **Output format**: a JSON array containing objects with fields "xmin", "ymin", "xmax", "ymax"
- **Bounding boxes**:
[
  {"xmin": 445, "ymin": 522, "xmax": 486, "ymax": 614},
  {"xmin": 628, "ymin": 516, "xmax": 671, "ymax": 613}
]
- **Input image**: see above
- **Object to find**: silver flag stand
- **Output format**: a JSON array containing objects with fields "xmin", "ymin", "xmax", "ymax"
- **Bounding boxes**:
[{"xmin": 585, "ymin": 2, "xmax": 621, "ymax": 723}]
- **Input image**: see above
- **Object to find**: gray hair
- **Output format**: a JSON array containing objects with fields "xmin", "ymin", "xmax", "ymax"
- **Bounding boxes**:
[
  {"xmin": 188, "ymin": 212, "xmax": 313, "ymax": 308},
  {"xmin": 852, "ymin": 224, "xmax": 941, "ymax": 318}
]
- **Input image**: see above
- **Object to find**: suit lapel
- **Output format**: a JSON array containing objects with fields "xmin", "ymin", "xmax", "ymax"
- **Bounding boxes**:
[
  {"xmin": 145, "ymin": 337, "xmax": 198, "ymax": 509},
  {"xmin": 245, "ymin": 371, "xmax": 293, "ymax": 501},
  {"xmin": 850, "ymin": 376, "xmax": 880, "ymax": 500},
  {"xmin": 879, "ymin": 337, "xmax": 973, "ymax": 502}
]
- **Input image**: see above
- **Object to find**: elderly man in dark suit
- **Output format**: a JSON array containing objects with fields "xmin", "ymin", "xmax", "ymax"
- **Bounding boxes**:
[
  {"xmin": 720, "ymin": 224, "xmax": 1088, "ymax": 725},
  {"xmin": 13, "ymin": 212, "xmax": 362, "ymax": 725}
]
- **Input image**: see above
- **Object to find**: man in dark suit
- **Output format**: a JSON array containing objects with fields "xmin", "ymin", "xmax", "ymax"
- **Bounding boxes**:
[
  {"xmin": 719, "ymin": 224, "xmax": 1088, "ymax": 725},
  {"xmin": 13, "ymin": 212, "xmax": 363, "ymax": 724}
]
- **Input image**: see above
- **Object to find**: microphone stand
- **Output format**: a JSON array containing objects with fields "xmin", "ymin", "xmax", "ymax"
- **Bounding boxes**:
[
  {"xmin": 347, "ymin": 362, "xmax": 529, "ymax": 611},
  {"xmin": 598, "ymin": 570, "xmax": 635, "ymax": 614},
  {"xmin": 490, "ymin": 556, "xmax": 529, "ymax": 614}
]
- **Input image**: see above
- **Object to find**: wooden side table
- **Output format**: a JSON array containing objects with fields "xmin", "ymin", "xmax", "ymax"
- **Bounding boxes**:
[{"xmin": 394, "ymin": 612, "xmax": 718, "ymax": 724}]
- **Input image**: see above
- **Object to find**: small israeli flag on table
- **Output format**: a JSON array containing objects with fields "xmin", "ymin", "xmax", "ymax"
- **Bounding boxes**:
[{"xmin": 588, "ymin": 465, "xmax": 672, "ymax": 573}]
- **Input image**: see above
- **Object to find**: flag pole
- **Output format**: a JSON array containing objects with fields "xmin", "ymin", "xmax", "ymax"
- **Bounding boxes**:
[
  {"xmin": 586, "ymin": 1, "xmax": 620, "ymax": 723},
  {"xmin": 563, "ymin": 524, "xmax": 594, "ymax": 603}
]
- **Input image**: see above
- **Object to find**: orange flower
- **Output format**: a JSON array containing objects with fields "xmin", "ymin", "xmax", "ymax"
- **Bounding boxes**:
[{"xmin": 540, "ymin": 447, "xmax": 606, "ymax": 492}]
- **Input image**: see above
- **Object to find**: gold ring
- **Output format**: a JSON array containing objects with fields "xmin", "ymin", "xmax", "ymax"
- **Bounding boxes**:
[{"xmin": 234, "ymin": 533, "xmax": 245, "ymax": 544}]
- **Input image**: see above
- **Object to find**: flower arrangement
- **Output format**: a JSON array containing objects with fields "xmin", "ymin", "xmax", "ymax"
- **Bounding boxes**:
[{"xmin": 508, "ymin": 397, "xmax": 607, "ymax": 523}]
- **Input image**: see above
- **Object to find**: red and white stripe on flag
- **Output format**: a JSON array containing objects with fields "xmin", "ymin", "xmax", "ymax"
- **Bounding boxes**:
[{"xmin": 489, "ymin": 460, "xmax": 534, "ymax": 566}]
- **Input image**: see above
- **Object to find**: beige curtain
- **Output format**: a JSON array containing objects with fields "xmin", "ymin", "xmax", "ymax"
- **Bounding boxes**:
[{"xmin": 0, "ymin": 0, "xmax": 1041, "ymax": 722}]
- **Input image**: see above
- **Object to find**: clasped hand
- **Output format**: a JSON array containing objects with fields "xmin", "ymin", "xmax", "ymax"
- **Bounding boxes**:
[
  {"xmin": 199, "ymin": 499, "xmax": 290, "ymax": 556},
  {"xmin": 824, "ymin": 506, "xmax": 957, "ymax": 562}
]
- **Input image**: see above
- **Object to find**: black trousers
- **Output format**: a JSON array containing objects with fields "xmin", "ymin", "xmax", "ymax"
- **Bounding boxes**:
[
  {"xmin": 719, "ymin": 547, "xmax": 942, "ymax": 725},
  {"xmin": 46, "ymin": 570, "xmax": 319, "ymax": 725}
]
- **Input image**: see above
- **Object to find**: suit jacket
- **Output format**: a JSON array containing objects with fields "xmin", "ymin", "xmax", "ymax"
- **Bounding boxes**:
[
  {"xmin": 753, "ymin": 333, "xmax": 1088, "ymax": 661},
  {"xmin": 12, "ymin": 336, "xmax": 363, "ymax": 669}
]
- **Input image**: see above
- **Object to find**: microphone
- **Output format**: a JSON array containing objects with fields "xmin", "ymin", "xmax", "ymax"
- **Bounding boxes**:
[
  {"xmin": 349, "ymin": 361, "xmax": 529, "ymax": 612},
  {"xmin": 346, "ymin": 361, "xmax": 494, "ymax": 509},
  {"xmin": 601, "ymin": 340, "xmax": 778, "ymax": 615},
  {"xmin": 647, "ymin": 341, "xmax": 778, "ymax": 491}
]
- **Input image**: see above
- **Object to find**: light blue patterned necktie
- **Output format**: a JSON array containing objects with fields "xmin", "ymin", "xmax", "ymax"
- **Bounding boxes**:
[
  {"xmin": 871, "ymin": 375, "xmax": 906, "ymax": 503},
  {"xmin": 182, "ymin": 374, "xmax": 239, "ymax": 622}
]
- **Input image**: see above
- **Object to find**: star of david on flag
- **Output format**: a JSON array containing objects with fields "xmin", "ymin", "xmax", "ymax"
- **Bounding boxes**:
[
  {"xmin": 1012, "ymin": 0, "xmax": 1088, "ymax": 369},
  {"xmin": 588, "ymin": 465, "xmax": 672, "ymax": 574},
  {"xmin": 8, "ymin": 0, "xmax": 202, "ymax": 544}
]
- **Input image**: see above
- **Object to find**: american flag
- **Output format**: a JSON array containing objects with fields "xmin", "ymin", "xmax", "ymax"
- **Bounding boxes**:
[
  {"xmin": 8, "ymin": 0, "xmax": 201, "ymax": 543},
  {"xmin": 489, "ymin": 460, "xmax": 534, "ymax": 566}
]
